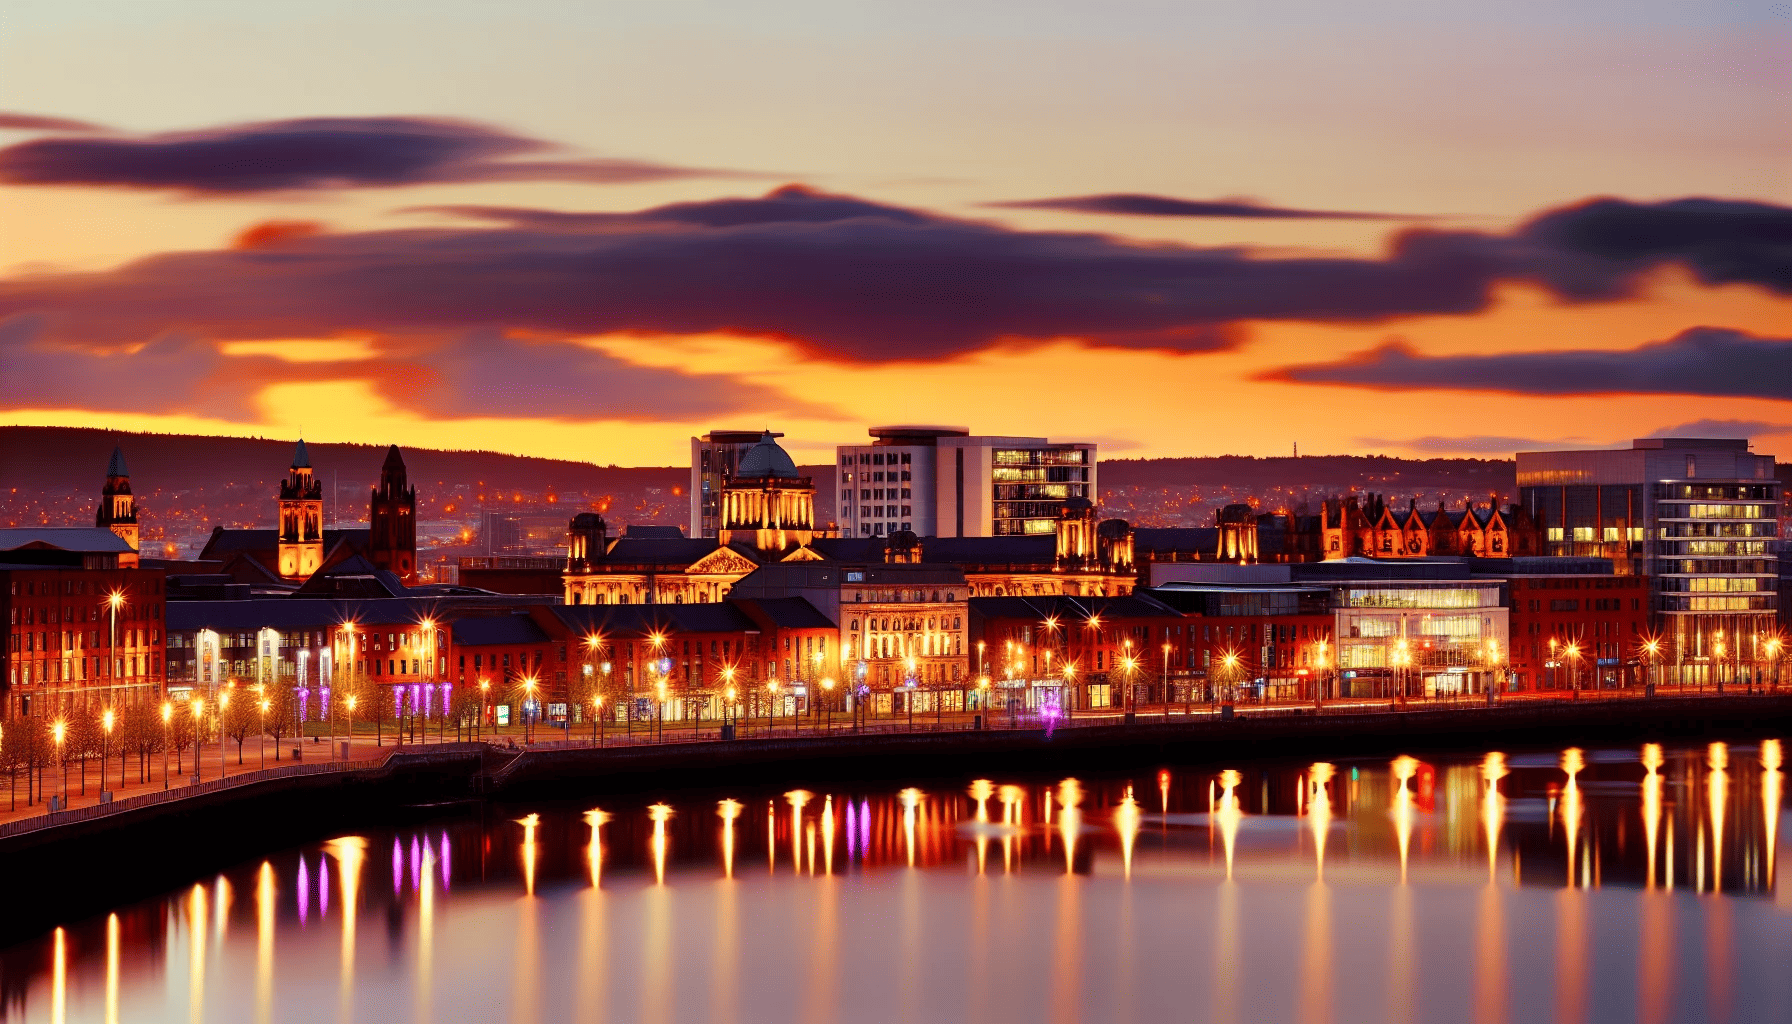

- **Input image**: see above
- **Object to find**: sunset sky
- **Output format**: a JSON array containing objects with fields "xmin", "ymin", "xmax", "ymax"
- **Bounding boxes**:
[{"xmin": 2, "ymin": 0, "xmax": 1789, "ymax": 467}]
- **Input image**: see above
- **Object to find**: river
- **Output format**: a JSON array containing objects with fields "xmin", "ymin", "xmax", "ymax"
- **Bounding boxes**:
[{"xmin": 3, "ymin": 739, "xmax": 1788, "ymax": 1023}]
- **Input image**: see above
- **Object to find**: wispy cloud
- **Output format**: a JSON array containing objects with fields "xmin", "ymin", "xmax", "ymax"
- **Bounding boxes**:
[
  {"xmin": 1265, "ymin": 327, "xmax": 1792, "ymax": 400},
  {"xmin": 0, "ymin": 112, "xmax": 106, "ymax": 133},
  {"xmin": 1, "ymin": 189, "xmax": 1788, "ymax": 373},
  {"xmin": 988, "ymin": 193, "xmax": 1412, "ymax": 220},
  {"xmin": 0, "ymin": 116, "xmax": 727, "ymax": 196}
]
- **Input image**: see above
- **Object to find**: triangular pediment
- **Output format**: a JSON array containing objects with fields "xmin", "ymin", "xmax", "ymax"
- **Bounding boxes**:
[
  {"xmin": 686, "ymin": 546, "xmax": 760, "ymax": 576},
  {"xmin": 781, "ymin": 545, "xmax": 826, "ymax": 562}
]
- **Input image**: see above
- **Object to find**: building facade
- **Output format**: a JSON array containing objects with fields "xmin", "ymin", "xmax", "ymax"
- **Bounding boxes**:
[
  {"xmin": 1518, "ymin": 437, "xmax": 1781, "ymax": 686},
  {"xmin": 2, "ymin": 531, "xmax": 166, "ymax": 719},
  {"xmin": 836, "ymin": 427, "xmax": 1098, "ymax": 539},
  {"xmin": 1484, "ymin": 558, "xmax": 1652, "ymax": 691},
  {"xmin": 690, "ymin": 429, "xmax": 781, "ymax": 538}
]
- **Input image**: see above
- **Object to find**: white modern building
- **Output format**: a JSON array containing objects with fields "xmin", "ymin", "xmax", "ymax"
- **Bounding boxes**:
[
  {"xmin": 836, "ymin": 426, "xmax": 1098, "ymax": 538},
  {"xmin": 690, "ymin": 430, "xmax": 782, "ymax": 538}
]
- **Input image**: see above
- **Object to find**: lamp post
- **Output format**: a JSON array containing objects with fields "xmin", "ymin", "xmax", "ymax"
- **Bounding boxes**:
[
  {"xmin": 1393, "ymin": 639, "xmax": 1409, "ymax": 705},
  {"xmin": 101, "ymin": 708, "xmax": 115, "ymax": 791},
  {"xmin": 522, "ymin": 677, "xmax": 538, "ymax": 744},
  {"xmin": 218, "ymin": 688, "xmax": 230, "ymax": 778},
  {"xmin": 1548, "ymin": 638, "xmax": 1558, "ymax": 693},
  {"xmin": 259, "ymin": 699, "xmax": 270, "ymax": 767},
  {"xmin": 190, "ymin": 698, "xmax": 204, "ymax": 782},
  {"xmin": 1313, "ymin": 639, "xmax": 1329, "ymax": 708},
  {"xmin": 1484, "ymin": 639, "xmax": 1501, "ymax": 706},
  {"xmin": 1222, "ymin": 651, "xmax": 1240, "ymax": 708},
  {"xmin": 344, "ymin": 694, "xmax": 357, "ymax": 757},
  {"xmin": 106, "ymin": 590, "xmax": 124, "ymax": 701},
  {"xmin": 1768, "ymin": 637, "xmax": 1783, "ymax": 693},
  {"xmin": 1566, "ymin": 643, "xmax": 1582, "ymax": 700},
  {"xmin": 1161, "ymin": 642, "xmax": 1172, "ymax": 721},
  {"xmin": 1121, "ymin": 655, "xmax": 1139, "ymax": 722},
  {"xmin": 51, "ymin": 720, "xmax": 66, "ymax": 810},
  {"xmin": 1642, "ymin": 638, "xmax": 1661, "ymax": 697},
  {"xmin": 593, "ymin": 695, "xmax": 605, "ymax": 747},
  {"xmin": 160, "ymin": 702, "xmax": 171, "ymax": 790}
]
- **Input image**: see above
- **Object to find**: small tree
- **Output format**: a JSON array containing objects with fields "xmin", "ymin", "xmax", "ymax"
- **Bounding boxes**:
[
  {"xmin": 361, "ymin": 681, "xmax": 393, "ymax": 746},
  {"xmin": 223, "ymin": 691, "xmax": 258, "ymax": 764},
  {"xmin": 169, "ymin": 705, "xmax": 196, "ymax": 775},
  {"xmin": 69, "ymin": 709, "xmax": 104, "ymax": 796},
  {"xmin": 451, "ymin": 686, "xmax": 484, "ymax": 742},
  {"xmin": 121, "ymin": 700, "xmax": 164, "ymax": 784},
  {"xmin": 262, "ymin": 684, "xmax": 300, "ymax": 760}
]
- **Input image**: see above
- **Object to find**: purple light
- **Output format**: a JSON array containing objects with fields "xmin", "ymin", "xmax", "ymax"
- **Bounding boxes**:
[
  {"xmin": 318, "ymin": 854, "xmax": 330, "ymax": 917},
  {"xmin": 394, "ymin": 688, "xmax": 405, "ymax": 718},
  {"xmin": 298, "ymin": 688, "xmax": 309, "ymax": 721},
  {"xmin": 440, "ymin": 830, "xmax": 452, "ymax": 889},
  {"xmin": 392, "ymin": 837, "xmax": 403, "ymax": 894},
  {"xmin": 410, "ymin": 835, "xmax": 421, "ymax": 890},
  {"xmin": 442, "ymin": 683, "xmax": 452, "ymax": 721},
  {"xmin": 297, "ymin": 857, "xmax": 310, "ymax": 926},
  {"xmin": 425, "ymin": 683, "xmax": 435, "ymax": 718},
  {"xmin": 859, "ymin": 799, "xmax": 871, "ymax": 855},
  {"xmin": 845, "ymin": 802, "xmax": 857, "ymax": 859},
  {"xmin": 320, "ymin": 685, "xmax": 332, "ymax": 721}
]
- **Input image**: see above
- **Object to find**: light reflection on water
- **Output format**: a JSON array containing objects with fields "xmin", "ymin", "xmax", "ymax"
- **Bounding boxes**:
[{"xmin": 6, "ymin": 741, "xmax": 1792, "ymax": 1024}]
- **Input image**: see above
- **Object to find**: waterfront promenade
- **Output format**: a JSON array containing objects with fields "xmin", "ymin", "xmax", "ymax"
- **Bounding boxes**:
[{"xmin": 2, "ymin": 685, "xmax": 1783, "ymax": 835}]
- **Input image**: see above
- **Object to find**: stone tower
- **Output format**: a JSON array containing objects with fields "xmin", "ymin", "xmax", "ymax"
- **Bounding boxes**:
[
  {"xmin": 95, "ymin": 445, "xmax": 139, "ymax": 568},
  {"xmin": 369, "ymin": 444, "xmax": 418, "ymax": 583},
  {"xmin": 277, "ymin": 439, "xmax": 325, "ymax": 580}
]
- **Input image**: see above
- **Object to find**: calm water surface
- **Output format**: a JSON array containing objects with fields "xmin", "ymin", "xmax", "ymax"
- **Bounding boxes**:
[{"xmin": 4, "ymin": 740, "xmax": 1791, "ymax": 1023}]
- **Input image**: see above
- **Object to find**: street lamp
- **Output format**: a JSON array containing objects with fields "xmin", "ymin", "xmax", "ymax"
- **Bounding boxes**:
[
  {"xmin": 190, "ymin": 698, "xmax": 204, "ymax": 781},
  {"xmin": 1161, "ymin": 642, "xmax": 1172, "ymax": 721},
  {"xmin": 1642, "ymin": 637, "xmax": 1661, "ymax": 697},
  {"xmin": 479, "ymin": 679, "xmax": 491, "ymax": 739},
  {"xmin": 101, "ymin": 708, "xmax": 115, "ymax": 791},
  {"xmin": 106, "ymin": 590, "xmax": 125, "ymax": 699},
  {"xmin": 1767, "ymin": 636, "xmax": 1784, "ymax": 693},
  {"xmin": 218, "ymin": 688, "xmax": 230, "ymax": 777},
  {"xmin": 1565, "ymin": 643, "xmax": 1582, "ymax": 700},
  {"xmin": 522, "ymin": 677, "xmax": 538, "ymax": 744},
  {"xmin": 767, "ymin": 679, "xmax": 780, "ymax": 736},
  {"xmin": 51, "ymin": 719, "xmax": 66, "ymax": 810},
  {"xmin": 1222, "ymin": 651, "xmax": 1240, "ymax": 706},
  {"xmin": 1313, "ymin": 639, "xmax": 1329, "ymax": 708},
  {"xmin": 160, "ymin": 702, "xmax": 172, "ymax": 790}
]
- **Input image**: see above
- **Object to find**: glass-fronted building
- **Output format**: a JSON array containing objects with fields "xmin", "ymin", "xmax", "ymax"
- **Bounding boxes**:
[
  {"xmin": 836, "ymin": 427, "xmax": 1098, "ymax": 538},
  {"xmin": 1517, "ymin": 438, "xmax": 1780, "ymax": 685}
]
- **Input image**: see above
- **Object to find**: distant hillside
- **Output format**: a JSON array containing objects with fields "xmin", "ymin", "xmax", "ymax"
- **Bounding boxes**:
[
  {"xmin": 1099, "ymin": 455, "xmax": 1516, "ymax": 494},
  {"xmin": 0, "ymin": 426, "xmax": 666, "ymax": 497},
  {"xmin": 2, "ymin": 427, "xmax": 1517, "ymax": 541}
]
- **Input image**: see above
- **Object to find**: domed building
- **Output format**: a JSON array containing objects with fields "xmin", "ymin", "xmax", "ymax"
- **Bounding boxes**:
[{"xmin": 717, "ymin": 432, "xmax": 816, "ymax": 554}]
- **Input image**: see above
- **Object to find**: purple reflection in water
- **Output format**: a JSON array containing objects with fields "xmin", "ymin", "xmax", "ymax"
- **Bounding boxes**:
[
  {"xmin": 318, "ymin": 854, "xmax": 329, "ymax": 917},
  {"xmin": 392, "ymin": 837, "xmax": 403, "ymax": 895},
  {"xmin": 296, "ymin": 857, "xmax": 309, "ymax": 925},
  {"xmin": 845, "ymin": 801, "xmax": 858, "ymax": 859},
  {"xmin": 860, "ymin": 798, "xmax": 871, "ymax": 855},
  {"xmin": 440, "ymin": 830, "xmax": 451, "ymax": 889},
  {"xmin": 410, "ymin": 835, "xmax": 421, "ymax": 890}
]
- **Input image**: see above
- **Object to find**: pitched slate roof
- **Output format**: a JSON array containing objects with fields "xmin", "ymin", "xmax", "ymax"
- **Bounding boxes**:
[
  {"xmin": 451, "ymin": 615, "xmax": 551, "ymax": 646},
  {"xmin": 734, "ymin": 596, "xmax": 837, "ymax": 630},
  {"xmin": 0, "ymin": 528, "xmax": 134, "ymax": 554}
]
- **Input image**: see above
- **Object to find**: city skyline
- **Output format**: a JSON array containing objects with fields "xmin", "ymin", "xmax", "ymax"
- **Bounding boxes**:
[{"xmin": 3, "ymin": 1, "xmax": 1789, "ymax": 467}]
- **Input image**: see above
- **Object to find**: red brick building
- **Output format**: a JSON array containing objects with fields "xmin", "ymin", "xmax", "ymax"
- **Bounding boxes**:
[
  {"xmin": 1495, "ymin": 566, "xmax": 1650, "ymax": 691},
  {"xmin": 2, "ymin": 528, "xmax": 167, "ymax": 719}
]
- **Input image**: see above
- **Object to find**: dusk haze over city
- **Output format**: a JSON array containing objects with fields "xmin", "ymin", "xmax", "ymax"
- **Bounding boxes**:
[{"xmin": 1, "ymin": 3, "xmax": 1790, "ymax": 1023}]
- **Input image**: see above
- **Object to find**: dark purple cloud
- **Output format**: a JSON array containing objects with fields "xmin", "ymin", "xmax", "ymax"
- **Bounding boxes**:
[
  {"xmin": 1267, "ymin": 327, "xmax": 1792, "ymax": 399},
  {"xmin": 0, "ymin": 190, "xmax": 1787, "ymax": 366},
  {"xmin": 0, "ymin": 315, "xmax": 828, "ymax": 423},
  {"xmin": 989, "ymin": 193, "xmax": 1410, "ymax": 219},
  {"xmin": 1646, "ymin": 418, "xmax": 1792, "ymax": 439},
  {"xmin": 0, "ymin": 116, "xmax": 718, "ymax": 195},
  {"xmin": 0, "ymin": 112, "xmax": 106, "ymax": 132}
]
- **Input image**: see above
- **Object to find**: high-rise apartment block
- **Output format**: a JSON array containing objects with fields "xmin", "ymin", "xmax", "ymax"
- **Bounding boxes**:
[
  {"xmin": 836, "ymin": 427, "xmax": 1097, "ymax": 538},
  {"xmin": 1517, "ymin": 437, "xmax": 1780, "ymax": 685}
]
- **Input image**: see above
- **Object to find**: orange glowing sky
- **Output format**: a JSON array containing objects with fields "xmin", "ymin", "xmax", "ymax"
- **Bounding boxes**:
[{"xmin": 2, "ymin": 1, "xmax": 1789, "ymax": 465}]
